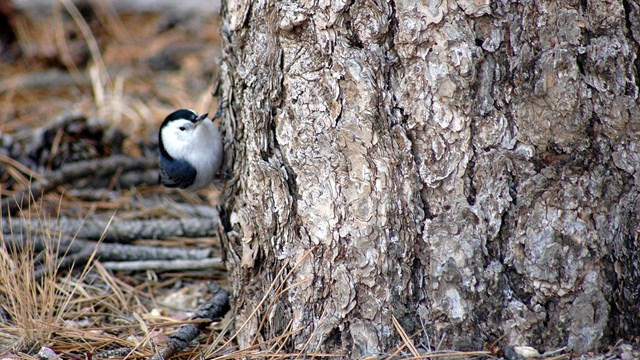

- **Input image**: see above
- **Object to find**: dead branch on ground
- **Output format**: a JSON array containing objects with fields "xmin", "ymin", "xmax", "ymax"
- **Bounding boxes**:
[
  {"xmin": 149, "ymin": 283, "xmax": 230, "ymax": 360},
  {"xmin": 1, "ymin": 233, "xmax": 220, "ymax": 279},
  {"xmin": 2, "ymin": 215, "xmax": 218, "ymax": 242},
  {"xmin": 102, "ymin": 257, "xmax": 224, "ymax": 272},
  {"xmin": 2, "ymin": 155, "xmax": 159, "ymax": 216}
]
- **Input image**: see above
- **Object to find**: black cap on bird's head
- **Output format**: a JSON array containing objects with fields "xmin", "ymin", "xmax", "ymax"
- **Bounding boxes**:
[{"xmin": 161, "ymin": 109, "xmax": 209, "ymax": 129}]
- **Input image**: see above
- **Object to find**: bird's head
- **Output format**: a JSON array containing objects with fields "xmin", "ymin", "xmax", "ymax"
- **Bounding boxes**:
[{"xmin": 159, "ymin": 109, "xmax": 209, "ymax": 158}]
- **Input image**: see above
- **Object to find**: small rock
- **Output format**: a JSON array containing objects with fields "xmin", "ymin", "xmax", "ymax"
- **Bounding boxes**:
[
  {"xmin": 37, "ymin": 347, "xmax": 60, "ymax": 360},
  {"xmin": 513, "ymin": 345, "xmax": 541, "ymax": 358}
]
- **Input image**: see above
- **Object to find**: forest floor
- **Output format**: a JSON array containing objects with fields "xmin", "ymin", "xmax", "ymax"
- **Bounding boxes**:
[
  {"xmin": 0, "ymin": 2, "xmax": 636, "ymax": 360},
  {"xmin": 0, "ymin": 2, "xmax": 237, "ymax": 359}
]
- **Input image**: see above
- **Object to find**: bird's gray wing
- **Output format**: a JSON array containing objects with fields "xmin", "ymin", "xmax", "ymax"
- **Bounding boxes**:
[{"xmin": 160, "ymin": 155, "xmax": 197, "ymax": 189}]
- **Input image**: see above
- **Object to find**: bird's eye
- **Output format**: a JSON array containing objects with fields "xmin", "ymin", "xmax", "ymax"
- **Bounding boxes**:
[{"xmin": 179, "ymin": 126, "xmax": 186, "ymax": 131}]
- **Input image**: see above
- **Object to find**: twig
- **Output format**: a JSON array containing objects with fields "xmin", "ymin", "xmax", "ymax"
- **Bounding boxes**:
[
  {"xmin": 101, "ymin": 257, "xmax": 224, "ymax": 271},
  {"xmin": 2, "ymin": 155, "xmax": 159, "ymax": 216},
  {"xmin": 149, "ymin": 284, "xmax": 230, "ymax": 360}
]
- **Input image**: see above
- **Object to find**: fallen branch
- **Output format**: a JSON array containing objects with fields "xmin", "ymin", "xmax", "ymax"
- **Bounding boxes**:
[
  {"xmin": 1, "ymin": 233, "xmax": 219, "ymax": 279},
  {"xmin": 149, "ymin": 284, "xmax": 230, "ymax": 360},
  {"xmin": 1, "ymin": 155, "xmax": 159, "ymax": 216},
  {"xmin": 73, "ymin": 217, "xmax": 217, "ymax": 242},
  {"xmin": 1, "ymin": 232, "xmax": 215, "ymax": 259},
  {"xmin": 101, "ymin": 257, "xmax": 224, "ymax": 271},
  {"xmin": 1, "ymin": 215, "xmax": 218, "ymax": 242},
  {"xmin": 71, "ymin": 168, "xmax": 160, "ymax": 189},
  {"xmin": 34, "ymin": 244, "xmax": 95, "ymax": 280}
]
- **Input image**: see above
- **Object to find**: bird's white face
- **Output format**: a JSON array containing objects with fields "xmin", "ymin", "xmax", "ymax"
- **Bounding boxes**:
[
  {"xmin": 159, "ymin": 108, "xmax": 222, "ymax": 190},
  {"xmin": 160, "ymin": 118, "xmax": 204, "ymax": 158}
]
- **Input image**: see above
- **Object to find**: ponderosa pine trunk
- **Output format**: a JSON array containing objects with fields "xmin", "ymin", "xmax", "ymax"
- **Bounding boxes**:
[{"xmin": 217, "ymin": 0, "xmax": 640, "ymax": 357}]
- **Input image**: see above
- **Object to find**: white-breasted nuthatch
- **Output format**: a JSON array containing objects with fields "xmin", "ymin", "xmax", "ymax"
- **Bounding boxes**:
[{"xmin": 158, "ymin": 109, "xmax": 223, "ymax": 190}]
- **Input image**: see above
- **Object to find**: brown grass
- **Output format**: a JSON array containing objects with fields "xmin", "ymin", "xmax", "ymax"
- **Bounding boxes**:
[
  {"xmin": 0, "ymin": 198, "xmax": 226, "ymax": 358},
  {"xmin": 0, "ymin": 201, "xmax": 95, "ymax": 350}
]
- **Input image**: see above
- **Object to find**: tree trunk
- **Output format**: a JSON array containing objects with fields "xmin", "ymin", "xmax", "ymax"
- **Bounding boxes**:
[{"xmin": 217, "ymin": 0, "xmax": 639, "ymax": 356}]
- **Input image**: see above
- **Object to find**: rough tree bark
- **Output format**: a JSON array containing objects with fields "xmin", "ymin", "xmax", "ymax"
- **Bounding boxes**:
[{"xmin": 217, "ymin": 0, "xmax": 639, "ymax": 357}]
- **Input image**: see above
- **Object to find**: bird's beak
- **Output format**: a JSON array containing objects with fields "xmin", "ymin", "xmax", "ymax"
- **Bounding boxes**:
[{"xmin": 193, "ymin": 113, "xmax": 209, "ymax": 124}]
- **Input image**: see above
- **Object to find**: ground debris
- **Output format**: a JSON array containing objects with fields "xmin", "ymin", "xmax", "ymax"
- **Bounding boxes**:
[
  {"xmin": 0, "ymin": 4, "xmax": 228, "ymax": 359},
  {"xmin": 1, "ymin": 154, "xmax": 159, "ymax": 216},
  {"xmin": 36, "ymin": 347, "xmax": 60, "ymax": 360},
  {"xmin": 150, "ymin": 283, "xmax": 229, "ymax": 360},
  {"xmin": 2, "ymin": 112, "xmax": 126, "ymax": 174}
]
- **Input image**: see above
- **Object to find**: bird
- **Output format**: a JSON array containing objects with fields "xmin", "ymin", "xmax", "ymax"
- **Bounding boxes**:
[{"xmin": 158, "ymin": 109, "xmax": 223, "ymax": 190}]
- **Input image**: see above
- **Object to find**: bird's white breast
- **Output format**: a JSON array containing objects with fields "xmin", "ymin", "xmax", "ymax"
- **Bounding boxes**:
[{"xmin": 186, "ymin": 120, "xmax": 223, "ymax": 189}]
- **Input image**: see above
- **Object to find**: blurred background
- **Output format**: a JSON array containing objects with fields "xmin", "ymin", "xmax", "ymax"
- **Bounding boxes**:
[{"xmin": 0, "ymin": 0, "xmax": 223, "ymax": 214}]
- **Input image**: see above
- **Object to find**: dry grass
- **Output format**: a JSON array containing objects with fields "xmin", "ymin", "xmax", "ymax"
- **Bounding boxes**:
[
  {"xmin": 0, "ymin": 212, "xmax": 63, "ymax": 349},
  {"xmin": 0, "ymin": 200, "xmax": 227, "ymax": 358},
  {"xmin": 0, "ymin": 200, "xmax": 100, "ymax": 351}
]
